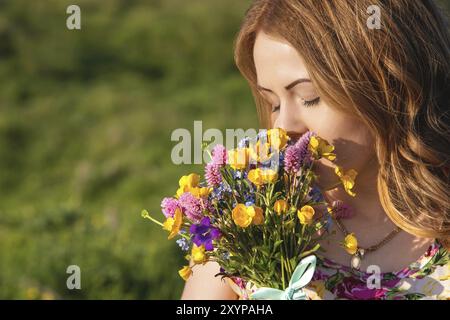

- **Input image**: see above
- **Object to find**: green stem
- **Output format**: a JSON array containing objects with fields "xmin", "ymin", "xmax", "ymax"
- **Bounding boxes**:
[{"xmin": 142, "ymin": 210, "xmax": 190, "ymax": 240}]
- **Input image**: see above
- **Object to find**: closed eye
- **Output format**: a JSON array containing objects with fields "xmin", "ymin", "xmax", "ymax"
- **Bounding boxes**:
[
  {"xmin": 303, "ymin": 97, "xmax": 320, "ymax": 107},
  {"xmin": 271, "ymin": 97, "xmax": 320, "ymax": 113}
]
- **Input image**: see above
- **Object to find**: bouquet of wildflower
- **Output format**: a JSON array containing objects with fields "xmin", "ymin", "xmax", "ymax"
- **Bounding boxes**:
[{"xmin": 142, "ymin": 128, "xmax": 358, "ymax": 299}]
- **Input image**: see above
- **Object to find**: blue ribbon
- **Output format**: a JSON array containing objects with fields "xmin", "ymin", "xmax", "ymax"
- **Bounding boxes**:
[{"xmin": 250, "ymin": 255, "xmax": 316, "ymax": 300}]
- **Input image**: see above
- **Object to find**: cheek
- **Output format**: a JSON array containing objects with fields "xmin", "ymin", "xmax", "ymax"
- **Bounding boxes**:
[{"xmin": 304, "ymin": 106, "xmax": 375, "ymax": 180}]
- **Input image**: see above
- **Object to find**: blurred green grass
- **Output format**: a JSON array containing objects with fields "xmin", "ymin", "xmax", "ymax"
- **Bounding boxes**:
[
  {"xmin": 0, "ymin": 0, "xmax": 256, "ymax": 299},
  {"xmin": 0, "ymin": 0, "xmax": 448, "ymax": 300}
]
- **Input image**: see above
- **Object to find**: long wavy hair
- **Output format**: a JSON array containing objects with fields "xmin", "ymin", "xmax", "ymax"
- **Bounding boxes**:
[{"xmin": 234, "ymin": 0, "xmax": 450, "ymax": 246}]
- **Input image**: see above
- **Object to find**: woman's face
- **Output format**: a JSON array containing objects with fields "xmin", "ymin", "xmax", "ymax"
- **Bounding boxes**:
[{"xmin": 253, "ymin": 30, "xmax": 376, "ymax": 189}]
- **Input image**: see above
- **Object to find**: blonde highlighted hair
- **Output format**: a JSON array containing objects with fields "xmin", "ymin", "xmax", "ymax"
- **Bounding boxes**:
[{"xmin": 234, "ymin": 0, "xmax": 450, "ymax": 246}]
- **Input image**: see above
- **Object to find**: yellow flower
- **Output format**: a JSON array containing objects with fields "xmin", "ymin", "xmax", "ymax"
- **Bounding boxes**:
[
  {"xmin": 176, "ymin": 173, "xmax": 200, "ymax": 198},
  {"xmin": 274, "ymin": 199, "xmax": 288, "ymax": 215},
  {"xmin": 342, "ymin": 233, "xmax": 358, "ymax": 255},
  {"xmin": 232, "ymin": 204, "xmax": 264, "ymax": 227},
  {"xmin": 232, "ymin": 204, "xmax": 253, "ymax": 228},
  {"xmin": 308, "ymin": 136, "xmax": 336, "ymax": 161},
  {"xmin": 228, "ymin": 148, "xmax": 250, "ymax": 170},
  {"xmin": 190, "ymin": 187, "xmax": 212, "ymax": 198},
  {"xmin": 268, "ymin": 128, "xmax": 289, "ymax": 150},
  {"xmin": 248, "ymin": 169, "xmax": 264, "ymax": 186},
  {"xmin": 191, "ymin": 244, "xmax": 207, "ymax": 264},
  {"xmin": 335, "ymin": 166, "xmax": 358, "ymax": 197},
  {"xmin": 261, "ymin": 169, "xmax": 278, "ymax": 184},
  {"xmin": 249, "ymin": 141, "xmax": 273, "ymax": 163},
  {"xmin": 163, "ymin": 208, "xmax": 183, "ymax": 239},
  {"xmin": 297, "ymin": 205, "xmax": 315, "ymax": 225},
  {"xmin": 178, "ymin": 266, "xmax": 193, "ymax": 281},
  {"xmin": 251, "ymin": 206, "xmax": 265, "ymax": 225},
  {"xmin": 248, "ymin": 168, "xmax": 278, "ymax": 186}
]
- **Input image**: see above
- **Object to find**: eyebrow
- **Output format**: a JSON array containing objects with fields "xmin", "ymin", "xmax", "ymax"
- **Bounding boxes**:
[{"xmin": 256, "ymin": 78, "xmax": 311, "ymax": 92}]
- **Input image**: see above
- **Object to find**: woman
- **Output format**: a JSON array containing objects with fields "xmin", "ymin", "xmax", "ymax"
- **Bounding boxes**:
[{"xmin": 182, "ymin": 0, "xmax": 449, "ymax": 299}]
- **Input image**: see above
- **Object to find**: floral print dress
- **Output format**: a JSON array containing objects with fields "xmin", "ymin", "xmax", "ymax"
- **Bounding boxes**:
[{"xmin": 227, "ymin": 241, "xmax": 450, "ymax": 300}]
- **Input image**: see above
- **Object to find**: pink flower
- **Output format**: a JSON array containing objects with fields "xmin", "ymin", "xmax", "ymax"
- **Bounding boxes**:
[
  {"xmin": 284, "ymin": 145, "xmax": 303, "ymax": 174},
  {"xmin": 205, "ymin": 162, "xmax": 222, "ymax": 187},
  {"xmin": 161, "ymin": 197, "xmax": 180, "ymax": 218},
  {"xmin": 211, "ymin": 144, "xmax": 227, "ymax": 166},
  {"xmin": 331, "ymin": 200, "xmax": 354, "ymax": 219},
  {"xmin": 283, "ymin": 131, "xmax": 314, "ymax": 173},
  {"xmin": 178, "ymin": 192, "xmax": 204, "ymax": 222}
]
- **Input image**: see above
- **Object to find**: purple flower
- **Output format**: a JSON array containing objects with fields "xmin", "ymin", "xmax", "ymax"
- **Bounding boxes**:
[
  {"xmin": 211, "ymin": 144, "xmax": 227, "ymax": 166},
  {"xmin": 331, "ymin": 200, "xmax": 354, "ymax": 219},
  {"xmin": 178, "ymin": 192, "xmax": 204, "ymax": 222},
  {"xmin": 189, "ymin": 217, "xmax": 221, "ymax": 251},
  {"xmin": 283, "ymin": 131, "xmax": 314, "ymax": 173},
  {"xmin": 205, "ymin": 162, "xmax": 222, "ymax": 187},
  {"xmin": 294, "ymin": 131, "xmax": 314, "ymax": 164},
  {"xmin": 284, "ymin": 145, "xmax": 303, "ymax": 173},
  {"xmin": 161, "ymin": 197, "xmax": 180, "ymax": 218}
]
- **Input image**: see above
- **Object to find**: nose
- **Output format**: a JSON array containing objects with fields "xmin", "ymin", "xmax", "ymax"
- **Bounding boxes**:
[{"xmin": 273, "ymin": 101, "xmax": 308, "ymax": 142}]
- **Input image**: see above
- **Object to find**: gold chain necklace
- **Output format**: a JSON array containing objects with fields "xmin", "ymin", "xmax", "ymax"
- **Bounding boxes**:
[{"xmin": 334, "ymin": 218, "xmax": 402, "ymax": 270}]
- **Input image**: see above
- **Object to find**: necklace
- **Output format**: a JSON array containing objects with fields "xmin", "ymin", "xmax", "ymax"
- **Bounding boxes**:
[{"xmin": 334, "ymin": 218, "xmax": 402, "ymax": 270}]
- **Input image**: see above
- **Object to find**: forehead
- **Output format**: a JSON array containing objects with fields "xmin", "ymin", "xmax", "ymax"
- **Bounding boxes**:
[{"xmin": 253, "ymin": 31, "xmax": 309, "ymax": 86}]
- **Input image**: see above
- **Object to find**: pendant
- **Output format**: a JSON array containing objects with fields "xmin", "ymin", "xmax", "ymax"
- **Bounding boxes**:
[{"xmin": 350, "ymin": 249, "xmax": 365, "ymax": 270}]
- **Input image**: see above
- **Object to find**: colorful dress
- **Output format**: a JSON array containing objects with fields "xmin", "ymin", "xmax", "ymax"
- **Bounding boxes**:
[{"xmin": 227, "ymin": 241, "xmax": 450, "ymax": 300}]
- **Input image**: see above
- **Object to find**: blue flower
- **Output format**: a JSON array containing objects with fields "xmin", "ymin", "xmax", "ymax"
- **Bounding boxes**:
[
  {"xmin": 257, "ymin": 129, "xmax": 268, "ymax": 142},
  {"xmin": 233, "ymin": 170, "xmax": 242, "ymax": 179},
  {"xmin": 238, "ymin": 137, "xmax": 250, "ymax": 148},
  {"xmin": 309, "ymin": 185, "xmax": 324, "ymax": 202},
  {"xmin": 176, "ymin": 238, "xmax": 190, "ymax": 251}
]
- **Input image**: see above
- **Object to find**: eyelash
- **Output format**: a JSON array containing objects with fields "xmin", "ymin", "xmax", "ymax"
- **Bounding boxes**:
[{"xmin": 271, "ymin": 97, "xmax": 320, "ymax": 113}]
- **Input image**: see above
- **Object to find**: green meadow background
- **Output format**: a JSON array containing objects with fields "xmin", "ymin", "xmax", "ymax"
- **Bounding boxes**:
[
  {"xmin": 0, "ymin": 0, "xmax": 257, "ymax": 299},
  {"xmin": 0, "ymin": 0, "xmax": 448, "ymax": 299}
]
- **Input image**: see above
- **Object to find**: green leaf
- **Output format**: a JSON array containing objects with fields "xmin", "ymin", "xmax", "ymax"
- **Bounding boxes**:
[{"xmin": 299, "ymin": 243, "xmax": 321, "ymax": 258}]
